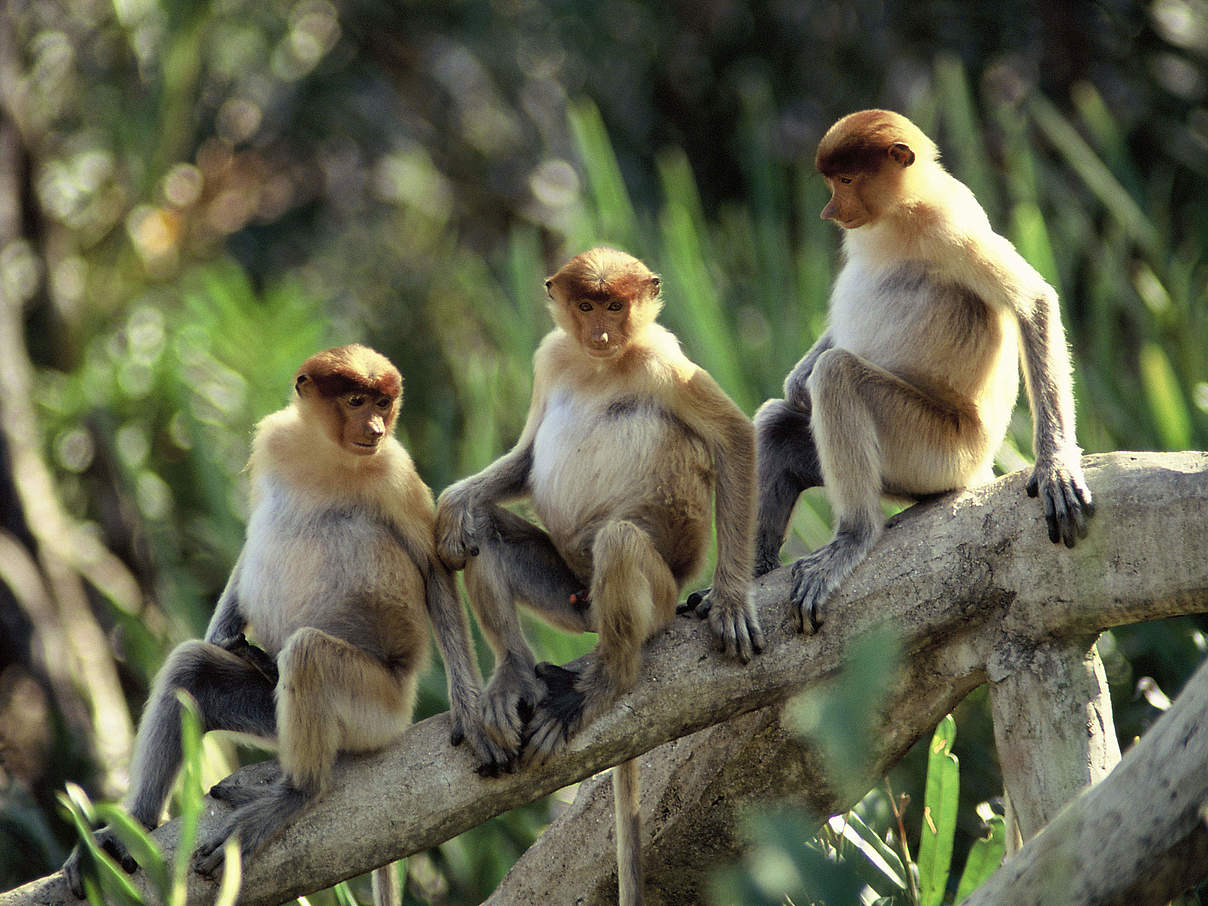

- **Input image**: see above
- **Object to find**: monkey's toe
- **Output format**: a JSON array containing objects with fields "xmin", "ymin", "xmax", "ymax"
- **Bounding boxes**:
[
  {"xmin": 192, "ymin": 833, "xmax": 229, "ymax": 879},
  {"xmin": 677, "ymin": 587, "xmax": 712, "ymax": 618}
]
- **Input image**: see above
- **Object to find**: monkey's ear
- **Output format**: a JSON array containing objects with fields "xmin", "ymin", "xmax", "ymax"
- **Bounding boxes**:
[
  {"xmin": 295, "ymin": 373, "xmax": 312, "ymax": 397},
  {"xmin": 888, "ymin": 142, "xmax": 915, "ymax": 167},
  {"xmin": 544, "ymin": 278, "xmax": 554, "ymax": 299},
  {"xmin": 649, "ymin": 276, "xmax": 661, "ymax": 294}
]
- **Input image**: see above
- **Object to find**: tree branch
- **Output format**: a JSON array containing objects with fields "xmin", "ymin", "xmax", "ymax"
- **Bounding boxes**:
[
  {"xmin": 964, "ymin": 651, "xmax": 1208, "ymax": 906},
  {"xmin": 3, "ymin": 451, "xmax": 1206, "ymax": 906}
]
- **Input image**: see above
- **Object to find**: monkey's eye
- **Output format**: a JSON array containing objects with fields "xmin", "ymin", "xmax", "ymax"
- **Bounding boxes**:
[
  {"xmin": 375, "ymin": 397, "xmax": 392, "ymax": 409},
  {"xmin": 347, "ymin": 395, "xmax": 365, "ymax": 408},
  {"xmin": 578, "ymin": 301, "xmax": 593, "ymax": 312},
  {"xmin": 838, "ymin": 176, "xmax": 854, "ymax": 185},
  {"xmin": 607, "ymin": 300, "xmax": 623, "ymax": 312}
]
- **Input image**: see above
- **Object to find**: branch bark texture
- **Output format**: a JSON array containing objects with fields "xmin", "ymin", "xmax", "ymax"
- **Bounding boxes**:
[{"xmin": 2, "ymin": 451, "xmax": 1206, "ymax": 906}]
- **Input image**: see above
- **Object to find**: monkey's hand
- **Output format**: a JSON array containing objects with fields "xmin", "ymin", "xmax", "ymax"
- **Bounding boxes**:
[
  {"xmin": 63, "ymin": 825, "xmax": 140, "ymax": 899},
  {"xmin": 1027, "ymin": 456, "xmax": 1094, "ymax": 549},
  {"xmin": 478, "ymin": 656, "xmax": 542, "ymax": 773},
  {"xmin": 216, "ymin": 633, "xmax": 279, "ymax": 686},
  {"xmin": 434, "ymin": 483, "xmax": 480, "ymax": 570}
]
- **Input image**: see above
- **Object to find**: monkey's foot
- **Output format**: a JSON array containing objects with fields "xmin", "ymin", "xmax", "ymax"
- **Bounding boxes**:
[
  {"xmin": 479, "ymin": 659, "xmax": 542, "ymax": 772},
  {"xmin": 677, "ymin": 587, "xmax": 712, "ymax": 618},
  {"xmin": 63, "ymin": 827, "xmax": 139, "ymax": 899},
  {"xmin": 192, "ymin": 819, "xmax": 236, "ymax": 878},
  {"xmin": 208, "ymin": 767, "xmax": 278, "ymax": 808},
  {"xmin": 449, "ymin": 702, "xmax": 513, "ymax": 778},
  {"xmin": 789, "ymin": 536, "xmax": 870, "ymax": 634},
  {"xmin": 522, "ymin": 662, "xmax": 593, "ymax": 767},
  {"xmin": 706, "ymin": 590, "xmax": 766, "ymax": 663},
  {"xmin": 753, "ymin": 546, "xmax": 784, "ymax": 579}
]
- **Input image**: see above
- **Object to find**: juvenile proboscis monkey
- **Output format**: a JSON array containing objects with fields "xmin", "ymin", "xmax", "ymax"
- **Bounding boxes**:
[
  {"xmin": 63, "ymin": 344, "xmax": 499, "ymax": 897},
  {"xmin": 756, "ymin": 109, "xmax": 1093, "ymax": 631},
  {"xmin": 435, "ymin": 247, "xmax": 762, "ymax": 905}
]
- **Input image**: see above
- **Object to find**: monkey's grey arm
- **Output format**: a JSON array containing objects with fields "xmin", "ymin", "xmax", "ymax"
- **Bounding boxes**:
[
  {"xmin": 435, "ymin": 445, "xmax": 533, "ymax": 569},
  {"xmin": 423, "ymin": 560, "xmax": 508, "ymax": 770},
  {"xmin": 1016, "ymin": 288, "xmax": 1094, "ymax": 547},
  {"xmin": 204, "ymin": 555, "xmax": 247, "ymax": 644},
  {"xmin": 783, "ymin": 330, "xmax": 835, "ymax": 410}
]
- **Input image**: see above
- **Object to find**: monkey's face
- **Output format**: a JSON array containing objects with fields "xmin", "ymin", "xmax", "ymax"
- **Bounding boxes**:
[
  {"xmin": 820, "ymin": 140, "xmax": 915, "ymax": 230},
  {"xmin": 336, "ymin": 391, "xmax": 398, "ymax": 455},
  {"xmin": 569, "ymin": 296, "xmax": 632, "ymax": 359},
  {"xmin": 822, "ymin": 175, "xmax": 864, "ymax": 228}
]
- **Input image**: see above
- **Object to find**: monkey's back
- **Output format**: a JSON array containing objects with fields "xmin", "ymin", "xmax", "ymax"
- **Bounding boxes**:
[{"xmin": 529, "ymin": 383, "xmax": 712, "ymax": 586}]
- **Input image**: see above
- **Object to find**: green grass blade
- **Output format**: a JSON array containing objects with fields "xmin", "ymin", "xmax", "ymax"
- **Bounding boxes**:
[
  {"xmin": 567, "ymin": 98, "xmax": 639, "ymax": 250},
  {"xmin": 1140, "ymin": 342, "xmax": 1193, "ymax": 449},
  {"xmin": 918, "ymin": 714, "xmax": 959, "ymax": 906},
  {"xmin": 1028, "ymin": 94, "xmax": 1161, "ymax": 257}
]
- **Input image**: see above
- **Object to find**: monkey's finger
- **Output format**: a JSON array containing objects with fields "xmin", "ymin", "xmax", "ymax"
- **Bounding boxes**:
[
  {"xmin": 1068, "ymin": 485, "xmax": 1090, "ymax": 541},
  {"xmin": 1041, "ymin": 488, "xmax": 1060, "ymax": 544},
  {"xmin": 805, "ymin": 598, "xmax": 823, "ymax": 635},
  {"xmin": 679, "ymin": 587, "xmax": 712, "ymax": 618},
  {"xmin": 101, "ymin": 838, "xmax": 137, "ymax": 875},
  {"xmin": 749, "ymin": 615, "xmax": 766, "ymax": 654},
  {"xmin": 1026, "ymin": 473, "xmax": 1040, "ymax": 498},
  {"xmin": 1050, "ymin": 484, "xmax": 1078, "ymax": 548}
]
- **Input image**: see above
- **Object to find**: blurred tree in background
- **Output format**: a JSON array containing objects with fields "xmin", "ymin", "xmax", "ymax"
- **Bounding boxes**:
[{"xmin": 0, "ymin": 0, "xmax": 1204, "ymax": 901}]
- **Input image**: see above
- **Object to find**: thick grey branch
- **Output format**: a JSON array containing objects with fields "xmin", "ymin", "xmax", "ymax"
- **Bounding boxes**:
[
  {"xmin": 964, "ymin": 651, "xmax": 1208, "ymax": 906},
  {"xmin": 3, "ymin": 451, "xmax": 1206, "ymax": 906}
]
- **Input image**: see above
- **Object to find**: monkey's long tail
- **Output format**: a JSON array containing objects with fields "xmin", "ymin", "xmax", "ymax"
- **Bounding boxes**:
[
  {"xmin": 613, "ymin": 757, "xmax": 644, "ymax": 906},
  {"xmin": 371, "ymin": 862, "xmax": 402, "ymax": 906}
]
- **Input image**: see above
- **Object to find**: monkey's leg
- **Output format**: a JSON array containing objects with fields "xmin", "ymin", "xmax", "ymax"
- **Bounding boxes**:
[
  {"xmin": 794, "ymin": 348, "xmax": 984, "ymax": 632},
  {"xmin": 64, "ymin": 643, "xmax": 275, "ymax": 898},
  {"xmin": 753, "ymin": 398, "xmax": 823, "ymax": 577},
  {"xmin": 525, "ymin": 519, "xmax": 676, "ymax": 766},
  {"xmin": 195, "ymin": 627, "xmax": 413, "ymax": 876},
  {"xmin": 464, "ymin": 504, "xmax": 584, "ymax": 768}
]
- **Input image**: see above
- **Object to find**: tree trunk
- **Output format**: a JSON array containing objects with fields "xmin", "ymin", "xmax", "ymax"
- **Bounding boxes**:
[{"xmin": 2, "ymin": 451, "xmax": 1206, "ymax": 906}]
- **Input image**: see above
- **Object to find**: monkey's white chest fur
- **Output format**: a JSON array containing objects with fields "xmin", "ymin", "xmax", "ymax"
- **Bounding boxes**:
[
  {"xmin": 237, "ymin": 476, "xmax": 416, "ymax": 656},
  {"xmin": 530, "ymin": 386, "xmax": 693, "ymax": 549}
]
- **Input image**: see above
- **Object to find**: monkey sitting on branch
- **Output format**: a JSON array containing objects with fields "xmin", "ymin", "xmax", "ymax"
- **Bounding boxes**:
[
  {"xmin": 755, "ymin": 109, "xmax": 1094, "ymax": 632},
  {"xmin": 63, "ymin": 344, "xmax": 499, "ymax": 897},
  {"xmin": 435, "ymin": 247, "xmax": 763, "ymax": 906}
]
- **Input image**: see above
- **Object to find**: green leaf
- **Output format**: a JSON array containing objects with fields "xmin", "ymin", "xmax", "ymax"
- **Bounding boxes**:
[
  {"xmin": 954, "ymin": 808, "xmax": 1007, "ymax": 901},
  {"xmin": 56, "ymin": 790, "xmax": 145, "ymax": 906},
  {"xmin": 92, "ymin": 803, "xmax": 168, "ymax": 894},
  {"xmin": 786, "ymin": 624, "xmax": 903, "ymax": 800},
  {"xmin": 1139, "ymin": 342, "xmax": 1193, "ymax": 450},
  {"xmin": 830, "ymin": 811, "xmax": 909, "ymax": 896},
  {"xmin": 918, "ymin": 714, "xmax": 959, "ymax": 906}
]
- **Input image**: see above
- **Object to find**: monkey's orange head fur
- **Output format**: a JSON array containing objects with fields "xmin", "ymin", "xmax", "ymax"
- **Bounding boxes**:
[
  {"xmin": 815, "ymin": 109, "xmax": 941, "ymax": 229},
  {"xmin": 545, "ymin": 247, "xmax": 662, "ymax": 361},
  {"xmin": 294, "ymin": 344, "xmax": 402, "ymax": 456}
]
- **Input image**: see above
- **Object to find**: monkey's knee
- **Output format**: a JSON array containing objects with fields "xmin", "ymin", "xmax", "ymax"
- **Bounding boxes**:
[
  {"xmin": 591, "ymin": 521, "xmax": 665, "ymax": 686},
  {"xmin": 275, "ymin": 629, "xmax": 342, "ymax": 793}
]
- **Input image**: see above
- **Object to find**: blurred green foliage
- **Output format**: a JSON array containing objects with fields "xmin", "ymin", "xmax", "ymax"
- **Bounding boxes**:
[{"xmin": 1, "ymin": 0, "xmax": 1206, "ymax": 902}]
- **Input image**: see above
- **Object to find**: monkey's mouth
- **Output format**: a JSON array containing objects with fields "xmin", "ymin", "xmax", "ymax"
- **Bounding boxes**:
[{"xmin": 351, "ymin": 440, "xmax": 381, "ymax": 454}]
